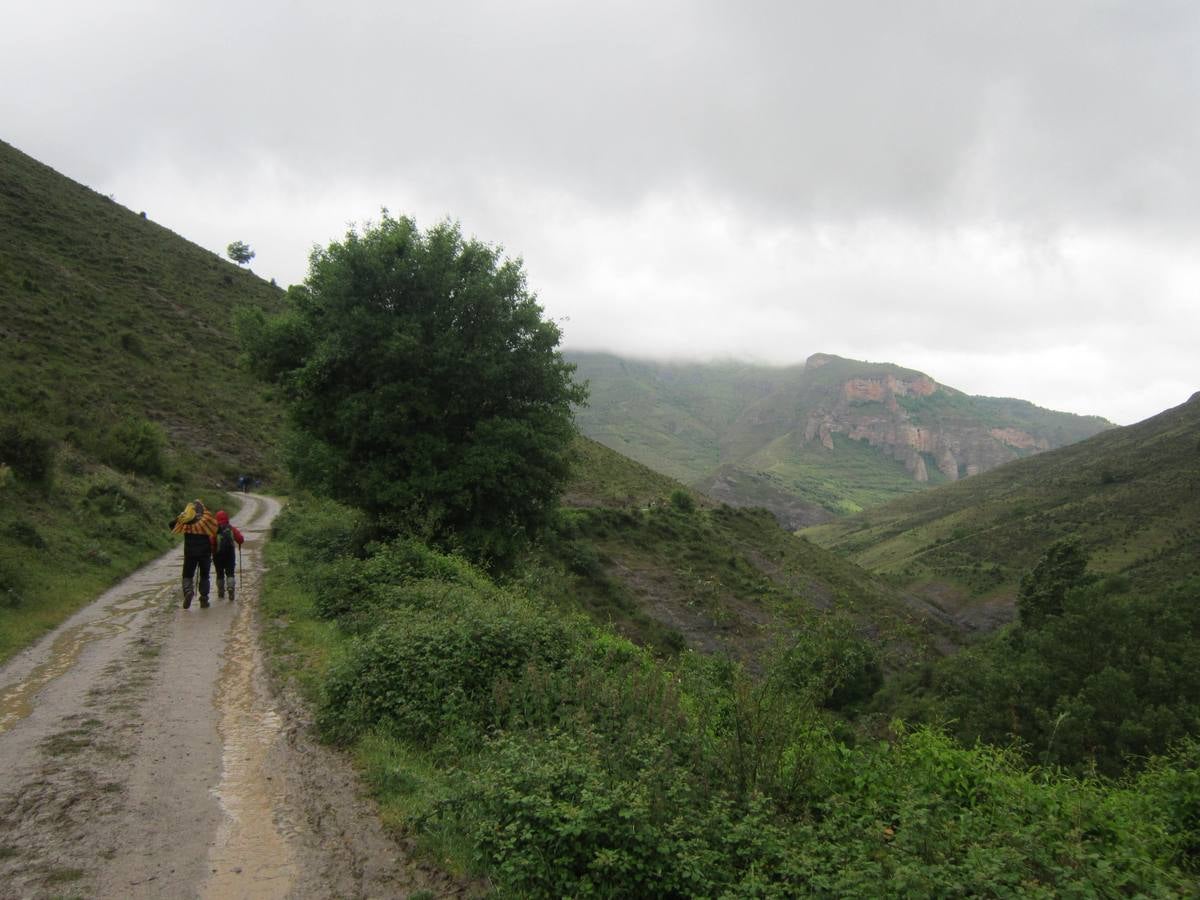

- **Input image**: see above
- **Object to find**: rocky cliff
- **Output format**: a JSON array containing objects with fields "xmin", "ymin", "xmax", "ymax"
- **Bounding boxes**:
[{"xmin": 800, "ymin": 354, "xmax": 1055, "ymax": 483}]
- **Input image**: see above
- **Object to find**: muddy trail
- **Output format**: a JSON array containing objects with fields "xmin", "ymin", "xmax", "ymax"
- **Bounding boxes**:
[{"xmin": 0, "ymin": 495, "xmax": 454, "ymax": 899}]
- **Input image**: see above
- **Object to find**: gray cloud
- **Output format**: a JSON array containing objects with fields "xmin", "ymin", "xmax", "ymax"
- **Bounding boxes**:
[{"xmin": 3, "ymin": 1, "xmax": 1197, "ymax": 424}]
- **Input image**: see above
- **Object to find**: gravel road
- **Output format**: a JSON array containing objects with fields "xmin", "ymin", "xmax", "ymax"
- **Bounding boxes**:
[{"xmin": 0, "ymin": 494, "xmax": 456, "ymax": 899}]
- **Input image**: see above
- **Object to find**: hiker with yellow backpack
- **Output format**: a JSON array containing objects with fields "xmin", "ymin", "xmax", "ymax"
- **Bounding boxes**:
[{"xmin": 168, "ymin": 499, "xmax": 217, "ymax": 609}]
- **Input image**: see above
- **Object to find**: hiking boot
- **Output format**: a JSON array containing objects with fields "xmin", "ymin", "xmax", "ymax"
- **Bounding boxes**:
[
  {"xmin": 182, "ymin": 577, "xmax": 194, "ymax": 609},
  {"xmin": 200, "ymin": 596, "xmax": 210, "ymax": 609},
  {"xmin": 228, "ymin": 585, "xmax": 235, "ymax": 603}
]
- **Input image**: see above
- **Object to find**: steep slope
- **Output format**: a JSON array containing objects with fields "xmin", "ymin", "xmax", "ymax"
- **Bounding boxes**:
[
  {"xmin": 569, "ymin": 350, "xmax": 1113, "ymax": 524},
  {"xmin": 531, "ymin": 436, "xmax": 961, "ymax": 666},
  {"xmin": 804, "ymin": 392, "xmax": 1200, "ymax": 627},
  {"xmin": 0, "ymin": 138, "xmax": 287, "ymax": 660},
  {"xmin": 0, "ymin": 138, "xmax": 285, "ymax": 476}
]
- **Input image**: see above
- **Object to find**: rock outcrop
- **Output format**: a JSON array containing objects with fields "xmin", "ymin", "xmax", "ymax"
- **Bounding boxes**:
[{"xmin": 800, "ymin": 362, "xmax": 1052, "ymax": 483}]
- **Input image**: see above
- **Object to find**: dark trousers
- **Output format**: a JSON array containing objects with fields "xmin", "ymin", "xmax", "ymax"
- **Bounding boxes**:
[
  {"xmin": 183, "ymin": 552, "xmax": 212, "ymax": 598},
  {"xmin": 215, "ymin": 556, "xmax": 235, "ymax": 595}
]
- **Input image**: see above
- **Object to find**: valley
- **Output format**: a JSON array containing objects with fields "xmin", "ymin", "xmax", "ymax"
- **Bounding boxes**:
[
  {"xmin": 568, "ymin": 350, "xmax": 1113, "ymax": 527},
  {"xmin": 3, "ymin": 138, "xmax": 1199, "ymax": 897}
]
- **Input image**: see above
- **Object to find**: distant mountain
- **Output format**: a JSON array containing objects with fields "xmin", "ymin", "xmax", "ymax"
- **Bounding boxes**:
[
  {"xmin": 804, "ymin": 392, "xmax": 1200, "ymax": 630},
  {"xmin": 567, "ymin": 351, "xmax": 1112, "ymax": 526}
]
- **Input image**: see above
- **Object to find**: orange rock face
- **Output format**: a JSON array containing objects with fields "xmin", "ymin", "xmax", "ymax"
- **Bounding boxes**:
[
  {"xmin": 803, "ymin": 373, "xmax": 1054, "ymax": 484},
  {"xmin": 841, "ymin": 374, "xmax": 937, "ymax": 403}
]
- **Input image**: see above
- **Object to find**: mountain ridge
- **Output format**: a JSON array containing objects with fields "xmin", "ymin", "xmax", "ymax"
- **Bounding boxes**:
[{"xmin": 568, "ymin": 349, "xmax": 1113, "ymax": 524}]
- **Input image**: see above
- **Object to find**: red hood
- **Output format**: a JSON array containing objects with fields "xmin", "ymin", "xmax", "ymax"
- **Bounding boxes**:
[{"xmin": 215, "ymin": 510, "xmax": 230, "ymax": 526}]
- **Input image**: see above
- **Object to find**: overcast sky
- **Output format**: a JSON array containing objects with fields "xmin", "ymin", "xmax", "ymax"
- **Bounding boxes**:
[{"xmin": 4, "ymin": 1, "xmax": 1198, "ymax": 424}]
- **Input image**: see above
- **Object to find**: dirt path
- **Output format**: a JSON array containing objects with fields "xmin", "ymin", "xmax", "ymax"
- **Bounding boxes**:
[{"xmin": 0, "ymin": 495, "xmax": 451, "ymax": 899}]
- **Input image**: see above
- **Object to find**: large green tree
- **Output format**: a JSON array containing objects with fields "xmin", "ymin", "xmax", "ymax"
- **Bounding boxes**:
[{"xmin": 238, "ymin": 214, "xmax": 586, "ymax": 562}]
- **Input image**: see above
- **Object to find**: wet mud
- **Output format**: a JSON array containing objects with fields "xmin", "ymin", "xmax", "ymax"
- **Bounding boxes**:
[
  {"xmin": 203, "ymin": 570, "xmax": 297, "ymax": 899},
  {"xmin": 0, "ymin": 494, "xmax": 454, "ymax": 899}
]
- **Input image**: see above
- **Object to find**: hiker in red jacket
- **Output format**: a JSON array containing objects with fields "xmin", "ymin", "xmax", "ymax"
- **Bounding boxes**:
[{"xmin": 213, "ymin": 510, "xmax": 245, "ymax": 602}]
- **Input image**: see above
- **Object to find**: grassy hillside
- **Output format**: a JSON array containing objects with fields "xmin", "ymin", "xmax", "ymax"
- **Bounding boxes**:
[
  {"xmin": 0, "ymin": 139, "xmax": 287, "ymax": 660},
  {"xmin": 0, "ymin": 138, "xmax": 285, "ymax": 477},
  {"xmin": 568, "ymin": 351, "xmax": 1112, "ymax": 524},
  {"xmin": 527, "ymin": 437, "xmax": 958, "ymax": 667},
  {"xmin": 805, "ymin": 392, "xmax": 1200, "ymax": 623},
  {"xmin": 567, "ymin": 353, "xmax": 795, "ymax": 483}
]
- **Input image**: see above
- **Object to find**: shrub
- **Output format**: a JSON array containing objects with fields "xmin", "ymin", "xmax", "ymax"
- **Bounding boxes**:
[
  {"xmin": 7, "ymin": 520, "xmax": 46, "ymax": 549},
  {"xmin": 0, "ymin": 559, "xmax": 25, "ymax": 609},
  {"xmin": 456, "ymin": 729, "xmax": 731, "ymax": 898},
  {"xmin": 669, "ymin": 489, "xmax": 696, "ymax": 513},
  {"xmin": 98, "ymin": 416, "xmax": 166, "ymax": 477},
  {"xmin": 318, "ymin": 590, "xmax": 577, "ymax": 746},
  {"xmin": 270, "ymin": 495, "xmax": 371, "ymax": 562},
  {"xmin": 776, "ymin": 613, "xmax": 883, "ymax": 710},
  {"xmin": 119, "ymin": 331, "xmax": 146, "ymax": 357},
  {"xmin": 85, "ymin": 481, "xmax": 141, "ymax": 517},
  {"xmin": 310, "ymin": 538, "xmax": 499, "ymax": 623},
  {"xmin": 0, "ymin": 418, "xmax": 55, "ymax": 483}
]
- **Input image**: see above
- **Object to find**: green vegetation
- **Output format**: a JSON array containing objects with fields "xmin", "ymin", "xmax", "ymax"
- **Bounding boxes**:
[
  {"xmin": 262, "ymin": 494, "xmax": 1200, "ymax": 897},
  {"xmin": 559, "ymin": 436, "xmax": 699, "ymax": 509},
  {"xmin": 880, "ymin": 541, "xmax": 1200, "ymax": 776},
  {"xmin": 239, "ymin": 214, "xmax": 585, "ymax": 564},
  {"xmin": 226, "ymin": 240, "xmax": 255, "ymax": 266},
  {"xmin": 0, "ymin": 139, "xmax": 282, "ymax": 660},
  {"xmin": 533, "ymin": 500, "xmax": 941, "ymax": 664},
  {"xmin": 0, "ymin": 443, "xmax": 242, "ymax": 662},
  {"xmin": 10, "ymin": 135, "xmax": 1200, "ymax": 894},
  {"xmin": 741, "ymin": 432, "xmax": 941, "ymax": 514},
  {"xmin": 0, "ymin": 139, "xmax": 285, "ymax": 481},
  {"xmin": 568, "ymin": 351, "xmax": 1110, "ymax": 523},
  {"xmin": 805, "ymin": 393, "xmax": 1200, "ymax": 606}
]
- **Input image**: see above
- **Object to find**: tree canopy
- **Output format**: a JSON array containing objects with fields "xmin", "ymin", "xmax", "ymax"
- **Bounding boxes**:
[
  {"xmin": 238, "ymin": 214, "xmax": 586, "ymax": 562},
  {"xmin": 226, "ymin": 240, "xmax": 255, "ymax": 266},
  {"xmin": 1017, "ymin": 537, "xmax": 1093, "ymax": 628}
]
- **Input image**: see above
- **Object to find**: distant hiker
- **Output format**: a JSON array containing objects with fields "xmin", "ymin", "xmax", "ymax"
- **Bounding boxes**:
[
  {"xmin": 213, "ymin": 510, "xmax": 245, "ymax": 602},
  {"xmin": 237, "ymin": 474, "xmax": 251, "ymax": 494},
  {"xmin": 169, "ymin": 499, "xmax": 217, "ymax": 609}
]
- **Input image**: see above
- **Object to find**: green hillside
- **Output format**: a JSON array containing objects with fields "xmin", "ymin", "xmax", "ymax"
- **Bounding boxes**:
[
  {"xmin": 0, "ymin": 138, "xmax": 287, "ymax": 660},
  {"xmin": 805, "ymin": 392, "xmax": 1200, "ymax": 622},
  {"xmin": 533, "ymin": 437, "xmax": 957, "ymax": 665},
  {"xmin": 568, "ymin": 350, "xmax": 1112, "ymax": 525},
  {"xmin": 566, "ymin": 352, "xmax": 795, "ymax": 483},
  {"xmin": 0, "ymin": 138, "xmax": 285, "ymax": 475}
]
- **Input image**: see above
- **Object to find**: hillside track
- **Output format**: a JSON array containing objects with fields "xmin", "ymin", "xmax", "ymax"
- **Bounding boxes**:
[{"xmin": 0, "ymin": 495, "xmax": 449, "ymax": 899}]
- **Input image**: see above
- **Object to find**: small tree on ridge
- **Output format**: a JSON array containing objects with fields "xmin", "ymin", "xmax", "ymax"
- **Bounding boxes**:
[{"xmin": 226, "ymin": 241, "xmax": 255, "ymax": 266}]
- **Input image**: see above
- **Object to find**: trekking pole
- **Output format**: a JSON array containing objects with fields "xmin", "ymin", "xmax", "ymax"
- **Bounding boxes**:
[{"xmin": 238, "ymin": 544, "xmax": 243, "ymax": 594}]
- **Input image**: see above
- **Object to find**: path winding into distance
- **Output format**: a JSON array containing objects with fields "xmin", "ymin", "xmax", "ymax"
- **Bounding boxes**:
[{"xmin": 0, "ymin": 495, "xmax": 449, "ymax": 899}]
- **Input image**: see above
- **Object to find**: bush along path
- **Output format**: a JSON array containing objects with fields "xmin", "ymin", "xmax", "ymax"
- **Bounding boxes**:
[
  {"xmin": 0, "ymin": 494, "xmax": 456, "ymax": 899},
  {"xmin": 262, "ymin": 495, "xmax": 1200, "ymax": 898}
]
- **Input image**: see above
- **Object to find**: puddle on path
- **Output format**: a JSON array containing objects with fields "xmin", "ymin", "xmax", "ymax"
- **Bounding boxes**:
[
  {"xmin": 0, "ymin": 581, "xmax": 170, "ymax": 734},
  {"xmin": 203, "ymin": 572, "xmax": 297, "ymax": 900}
]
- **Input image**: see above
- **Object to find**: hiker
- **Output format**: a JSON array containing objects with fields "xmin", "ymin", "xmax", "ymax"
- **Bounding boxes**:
[
  {"xmin": 237, "ymin": 474, "xmax": 251, "ymax": 493},
  {"xmin": 213, "ymin": 510, "xmax": 245, "ymax": 602},
  {"xmin": 169, "ymin": 499, "xmax": 217, "ymax": 609}
]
